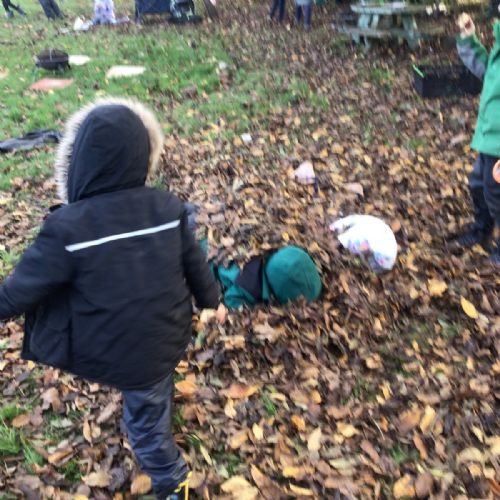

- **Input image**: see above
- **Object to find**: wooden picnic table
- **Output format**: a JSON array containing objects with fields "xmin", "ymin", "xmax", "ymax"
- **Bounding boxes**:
[{"xmin": 339, "ymin": 2, "xmax": 442, "ymax": 49}]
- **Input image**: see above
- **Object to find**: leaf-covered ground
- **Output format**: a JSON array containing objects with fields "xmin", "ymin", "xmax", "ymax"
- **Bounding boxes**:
[{"xmin": 0, "ymin": 1, "xmax": 499, "ymax": 498}]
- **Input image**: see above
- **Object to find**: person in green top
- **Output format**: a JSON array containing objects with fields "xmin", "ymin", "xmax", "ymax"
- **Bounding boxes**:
[{"xmin": 456, "ymin": 13, "xmax": 500, "ymax": 265}]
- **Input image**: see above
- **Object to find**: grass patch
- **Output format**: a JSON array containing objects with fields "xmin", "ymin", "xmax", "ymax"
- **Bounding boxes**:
[
  {"xmin": 0, "ymin": 421, "xmax": 22, "ymax": 456},
  {"xmin": 261, "ymin": 394, "xmax": 277, "ymax": 416}
]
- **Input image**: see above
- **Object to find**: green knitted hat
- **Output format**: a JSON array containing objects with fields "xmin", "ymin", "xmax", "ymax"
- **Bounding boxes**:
[{"xmin": 265, "ymin": 246, "xmax": 322, "ymax": 304}]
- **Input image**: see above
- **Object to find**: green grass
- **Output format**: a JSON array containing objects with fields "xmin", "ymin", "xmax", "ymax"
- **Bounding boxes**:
[
  {"xmin": 0, "ymin": 421, "xmax": 22, "ymax": 456},
  {"xmin": 261, "ymin": 394, "xmax": 278, "ymax": 416}
]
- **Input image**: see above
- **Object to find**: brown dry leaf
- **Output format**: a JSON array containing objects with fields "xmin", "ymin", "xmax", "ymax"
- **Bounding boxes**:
[
  {"xmin": 83, "ymin": 470, "xmax": 111, "ymax": 488},
  {"xmin": 291, "ymin": 415, "xmax": 306, "ymax": 432},
  {"xmin": 337, "ymin": 422, "xmax": 358, "ymax": 438},
  {"xmin": 221, "ymin": 476, "xmax": 258, "ymax": 500},
  {"xmin": 83, "ymin": 419, "xmax": 92, "ymax": 443},
  {"xmin": 413, "ymin": 435, "xmax": 428, "ymax": 460},
  {"xmin": 175, "ymin": 374, "xmax": 197, "ymax": 397},
  {"xmin": 461, "ymin": 296, "xmax": 479, "ymax": 319},
  {"xmin": 12, "ymin": 413, "xmax": 30, "ymax": 428},
  {"xmin": 130, "ymin": 474, "xmax": 152, "ymax": 494},
  {"xmin": 225, "ymin": 383, "xmax": 260, "ymax": 400},
  {"xmin": 41, "ymin": 387, "xmax": 62, "ymax": 413},
  {"xmin": 415, "ymin": 472, "xmax": 433, "ymax": 498},
  {"xmin": 427, "ymin": 279, "xmax": 448, "ymax": 297},
  {"xmin": 250, "ymin": 465, "xmax": 283, "ymax": 499},
  {"xmin": 253, "ymin": 323, "xmax": 282, "ymax": 343},
  {"xmin": 307, "ymin": 427, "xmax": 322, "ymax": 452},
  {"xmin": 393, "ymin": 474, "xmax": 416, "ymax": 498},
  {"xmin": 398, "ymin": 407, "xmax": 423, "ymax": 434},
  {"xmin": 96, "ymin": 401, "xmax": 118, "ymax": 424},
  {"xmin": 360, "ymin": 440, "xmax": 380, "ymax": 464},
  {"xmin": 419, "ymin": 406, "xmax": 436, "ymax": 434},
  {"xmin": 48, "ymin": 447, "xmax": 73, "ymax": 465},
  {"xmin": 229, "ymin": 430, "xmax": 248, "ymax": 449}
]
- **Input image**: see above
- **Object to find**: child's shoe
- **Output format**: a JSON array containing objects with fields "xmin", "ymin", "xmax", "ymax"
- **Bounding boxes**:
[
  {"xmin": 455, "ymin": 227, "xmax": 493, "ymax": 250},
  {"xmin": 166, "ymin": 473, "xmax": 190, "ymax": 500}
]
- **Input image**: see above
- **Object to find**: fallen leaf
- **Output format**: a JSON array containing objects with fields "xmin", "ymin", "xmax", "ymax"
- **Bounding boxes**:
[
  {"xmin": 419, "ymin": 406, "xmax": 436, "ymax": 434},
  {"xmin": 291, "ymin": 415, "xmax": 306, "ymax": 432},
  {"xmin": 457, "ymin": 447, "xmax": 484, "ymax": 464},
  {"xmin": 360, "ymin": 440, "xmax": 380, "ymax": 464},
  {"xmin": 83, "ymin": 470, "xmax": 111, "ymax": 487},
  {"xmin": 96, "ymin": 401, "xmax": 118, "ymax": 424},
  {"xmin": 221, "ymin": 476, "xmax": 258, "ymax": 499},
  {"xmin": 229, "ymin": 430, "xmax": 248, "ymax": 449},
  {"xmin": 175, "ymin": 374, "xmax": 197, "ymax": 397},
  {"xmin": 307, "ymin": 427, "xmax": 322, "ymax": 452},
  {"xmin": 252, "ymin": 423, "xmax": 264, "ymax": 441},
  {"xmin": 414, "ymin": 472, "xmax": 433, "ymax": 498},
  {"xmin": 337, "ymin": 422, "xmax": 358, "ymax": 438},
  {"xmin": 393, "ymin": 474, "xmax": 416, "ymax": 498},
  {"xmin": 427, "ymin": 279, "xmax": 447, "ymax": 297},
  {"xmin": 130, "ymin": 474, "xmax": 152, "ymax": 494},
  {"xmin": 225, "ymin": 383, "xmax": 260, "ymax": 400},
  {"xmin": 461, "ymin": 296, "xmax": 479, "ymax": 319},
  {"xmin": 12, "ymin": 413, "xmax": 30, "ymax": 428},
  {"xmin": 398, "ymin": 408, "xmax": 423, "ymax": 434}
]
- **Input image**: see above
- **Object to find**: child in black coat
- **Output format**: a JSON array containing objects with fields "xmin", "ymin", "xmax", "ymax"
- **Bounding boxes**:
[{"xmin": 0, "ymin": 98, "xmax": 225, "ymax": 499}]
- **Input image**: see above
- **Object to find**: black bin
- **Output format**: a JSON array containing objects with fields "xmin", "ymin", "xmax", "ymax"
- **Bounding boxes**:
[{"xmin": 412, "ymin": 64, "xmax": 482, "ymax": 98}]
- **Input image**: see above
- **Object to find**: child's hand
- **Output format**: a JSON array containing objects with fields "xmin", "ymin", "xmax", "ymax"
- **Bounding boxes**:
[
  {"xmin": 457, "ymin": 13, "xmax": 475, "ymax": 38},
  {"xmin": 215, "ymin": 303, "xmax": 227, "ymax": 324}
]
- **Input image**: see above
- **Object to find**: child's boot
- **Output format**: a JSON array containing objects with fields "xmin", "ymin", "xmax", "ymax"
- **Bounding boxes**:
[
  {"xmin": 166, "ymin": 473, "xmax": 190, "ymax": 500},
  {"xmin": 456, "ymin": 187, "xmax": 494, "ymax": 250}
]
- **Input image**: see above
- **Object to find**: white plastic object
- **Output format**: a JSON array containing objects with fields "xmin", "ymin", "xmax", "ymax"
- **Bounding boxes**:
[{"xmin": 330, "ymin": 215, "xmax": 398, "ymax": 272}]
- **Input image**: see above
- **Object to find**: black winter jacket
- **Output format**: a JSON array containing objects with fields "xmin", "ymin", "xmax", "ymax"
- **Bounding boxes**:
[{"xmin": 0, "ymin": 99, "xmax": 219, "ymax": 389}]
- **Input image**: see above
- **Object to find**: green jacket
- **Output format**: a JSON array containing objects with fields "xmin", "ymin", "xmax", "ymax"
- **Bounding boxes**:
[{"xmin": 457, "ymin": 22, "xmax": 500, "ymax": 157}]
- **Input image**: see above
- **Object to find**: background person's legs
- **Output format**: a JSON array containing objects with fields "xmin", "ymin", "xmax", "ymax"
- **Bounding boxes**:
[{"xmin": 122, "ymin": 372, "xmax": 188, "ymax": 498}]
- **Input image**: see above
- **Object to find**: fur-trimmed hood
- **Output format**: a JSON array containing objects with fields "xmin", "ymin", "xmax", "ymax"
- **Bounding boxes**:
[{"xmin": 55, "ymin": 98, "xmax": 164, "ymax": 203}]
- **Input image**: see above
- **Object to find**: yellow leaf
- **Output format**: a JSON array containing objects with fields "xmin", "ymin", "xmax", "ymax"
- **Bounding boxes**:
[
  {"xmin": 419, "ymin": 406, "xmax": 436, "ymax": 434},
  {"xmin": 289, "ymin": 484, "xmax": 314, "ymax": 496},
  {"xmin": 461, "ymin": 296, "xmax": 478, "ymax": 319},
  {"xmin": 291, "ymin": 415, "xmax": 306, "ymax": 432},
  {"xmin": 283, "ymin": 466, "xmax": 306, "ymax": 480},
  {"xmin": 307, "ymin": 427, "xmax": 322, "ymax": 452},
  {"xmin": 175, "ymin": 374, "xmax": 197, "ymax": 397},
  {"xmin": 130, "ymin": 474, "xmax": 152, "ymax": 495},
  {"xmin": 252, "ymin": 423, "xmax": 264, "ymax": 441},
  {"xmin": 224, "ymin": 399, "xmax": 237, "ymax": 419},
  {"xmin": 393, "ymin": 474, "xmax": 416, "ymax": 498},
  {"xmin": 337, "ymin": 422, "xmax": 358, "ymax": 438},
  {"xmin": 83, "ymin": 470, "xmax": 111, "ymax": 488},
  {"xmin": 427, "ymin": 279, "xmax": 448, "ymax": 297},
  {"xmin": 229, "ymin": 431, "xmax": 248, "ymax": 449}
]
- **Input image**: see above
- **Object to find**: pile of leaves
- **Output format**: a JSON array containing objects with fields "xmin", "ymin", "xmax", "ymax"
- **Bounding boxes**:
[{"xmin": 0, "ymin": 1, "xmax": 499, "ymax": 498}]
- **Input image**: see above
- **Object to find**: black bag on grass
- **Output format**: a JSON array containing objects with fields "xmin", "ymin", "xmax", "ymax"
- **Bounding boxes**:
[{"xmin": 35, "ymin": 49, "xmax": 70, "ymax": 71}]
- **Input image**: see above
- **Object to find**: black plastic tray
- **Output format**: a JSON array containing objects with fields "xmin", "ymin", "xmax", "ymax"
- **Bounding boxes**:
[{"xmin": 412, "ymin": 64, "xmax": 482, "ymax": 98}]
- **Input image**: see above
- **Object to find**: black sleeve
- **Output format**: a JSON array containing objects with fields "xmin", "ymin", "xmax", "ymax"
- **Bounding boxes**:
[
  {"xmin": 180, "ymin": 209, "xmax": 220, "ymax": 309},
  {"xmin": 0, "ymin": 214, "xmax": 73, "ymax": 320}
]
